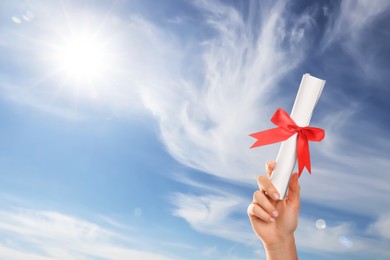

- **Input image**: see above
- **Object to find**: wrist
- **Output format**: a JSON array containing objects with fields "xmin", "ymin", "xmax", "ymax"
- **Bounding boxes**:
[{"xmin": 263, "ymin": 235, "xmax": 297, "ymax": 260}]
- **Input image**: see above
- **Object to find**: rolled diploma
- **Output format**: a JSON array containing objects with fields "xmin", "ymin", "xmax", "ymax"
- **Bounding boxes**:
[{"xmin": 270, "ymin": 73, "xmax": 325, "ymax": 199}]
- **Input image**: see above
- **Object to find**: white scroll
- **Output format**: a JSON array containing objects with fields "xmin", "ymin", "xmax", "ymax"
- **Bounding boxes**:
[{"xmin": 270, "ymin": 73, "xmax": 325, "ymax": 199}]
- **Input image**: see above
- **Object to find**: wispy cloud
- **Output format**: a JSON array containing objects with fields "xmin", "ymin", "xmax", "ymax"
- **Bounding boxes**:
[
  {"xmin": 367, "ymin": 212, "xmax": 390, "ymax": 239},
  {"xmin": 324, "ymin": 0, "xmax": 390, "ymax": 45},
  {"xmin": 170, "ymin": 174, "xmax": 390, "ymax": 258},
  {"xmin": 169, "ymin": 179, "xmax": 264, "ymax": 258},
  {"xmin": 171, "ymin": 192, "xmax": 251, "ymax": 243},
  {"xmin": 295, "ymin": 217, "xmax": 390, "ymax": 259},
  {"xmin": 323, "ymin": 0, "xmax": 390, "ymax": 80},
  {"xmin": 0, "ymin": 208, "xmax": 176, "ymax": 260}
]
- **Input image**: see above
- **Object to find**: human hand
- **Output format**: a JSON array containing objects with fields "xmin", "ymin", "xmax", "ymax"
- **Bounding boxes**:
[{"xmin": 247, "ymin": 161, "xmax": 300, "ymax": 259}]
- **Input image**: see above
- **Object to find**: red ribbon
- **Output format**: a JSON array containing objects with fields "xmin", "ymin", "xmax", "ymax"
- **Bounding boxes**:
[{"xmin": 249, "ymin": 108, "xmax": 325, "ymax": 176}]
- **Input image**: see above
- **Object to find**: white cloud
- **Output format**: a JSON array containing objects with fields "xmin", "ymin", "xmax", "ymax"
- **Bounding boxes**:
[
  {"xmin": 298, "ymin": 94, "xmax": 390, "ymax": 216},
  {"xmin": 326, "ymin": 0, "xmax": 390, "ymax": 43},
  {"xmin": 296, "ymin": 218, "xmax": 366, "ymax": 253},
  {"xmin": 296, "ymin": 217, "xmax": 390, "ymax": 258},
  {"xmin": 171, "ymin": 192, "xmax": 252, "ymax": 243},
  {"xmin": 367, "ymin": 212, "xmax": 390, "ymax": 239},
  {"xmin": 169, "ymin": 185, "xmax": 266, "ymax": 258},
  {"xmin": 0, "ymin": 245, "xmax": 53, "ymax": 260},
  {"xmin": 298, "ymin": 153, "xmax": 390, "ymax": 216},
  {"xmin": 0, "ymin": 208, "xmax": 176, "ymax": 260},
  {"xmin": 323, "ymin": 0, "xmax": 390, "ymax": 79},
  {"xmin": 170, "ymin": 179, "xmax": 390, "ymax": 258}
]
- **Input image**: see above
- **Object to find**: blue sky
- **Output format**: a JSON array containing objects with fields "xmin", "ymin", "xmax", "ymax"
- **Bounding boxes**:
[{"xmin": 0, "ymin": 0, "xmax": 389, "ymax": 259}]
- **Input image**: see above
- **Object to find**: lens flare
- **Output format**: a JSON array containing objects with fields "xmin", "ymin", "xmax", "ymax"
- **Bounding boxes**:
[{"xmin": 315, "ymin": 218, "xmax": 326, "ymax": 230}]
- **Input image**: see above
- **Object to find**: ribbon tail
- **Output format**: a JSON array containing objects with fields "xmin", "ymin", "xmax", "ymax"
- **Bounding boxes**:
[
  {"xmin": 250, "ymin": 127, "xmax": 293, "ymax": 148},
  {"xmin": 303, "ymin": 127, "xmax": 325, "ymax": 141},
  {"xmin": 297, "ymin": 132, "xmax": 311, "ymax": 176}
]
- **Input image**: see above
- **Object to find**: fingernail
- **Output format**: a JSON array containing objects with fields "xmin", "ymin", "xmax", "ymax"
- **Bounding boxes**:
[
  {"xmin": 273, "ymin": 193, "xmax": 279, "ymax": 200},
  {"xmin": 269, "ymin": 217, "xmax": 275, "ymax": 223},
  {"xmin": 266, "ymin": 161, "xmax": 272, "ymax": 166},
  {"xmin": 272, "ymin": 210, "xmax": 279, "ymax": 217}
]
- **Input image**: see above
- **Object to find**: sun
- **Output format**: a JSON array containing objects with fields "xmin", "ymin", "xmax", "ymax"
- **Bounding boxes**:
[
  {"xmin": 34, "ymin": 7, "xmax": 124, "ymax": 102},
  {"xmin": 53, "ymin": 31, "xmax": 112, "ymax": 84},
  {"xmin": 58, "ymin": 36, "xmax": 105, "ymax": 81}
]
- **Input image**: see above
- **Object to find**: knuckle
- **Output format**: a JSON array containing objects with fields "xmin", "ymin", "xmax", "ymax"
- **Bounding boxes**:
[
  {"xmin": 257, "ymin": 176, "xmax": 267, "ymax": 185},
  {"xmin": 265, "ymin": 161, "xmax": 272, "ymax": 169},
  {"xmin": 257, "ymin": 176, "xmax": 270, "ymax": 191},
  {"xmin": 253, "ymin": 206, "xmax": 270, "ymax": 221},
  {"xmin": 247, "ymin": 203, "xmax": 255, "ymax": 216},
  {"xmin": 268, "ymin": 186, "xmax": 277, "ymax": 195},
  {"xmin": 253, "ymin": 191, "xmax": 274, "ymax": 213},
  {"xmin": 257, "ymin": 175, "xmax": 266, "ymax": 182},
  {"xmin": 253, "ymin": 190, "xmax": 262, "ymax": 201}
]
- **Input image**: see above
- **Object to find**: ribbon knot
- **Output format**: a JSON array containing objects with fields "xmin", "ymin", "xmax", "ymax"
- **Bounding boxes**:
[{"xmin": 250, "ymin": 108, "xmax": 325, "ymax": 176}]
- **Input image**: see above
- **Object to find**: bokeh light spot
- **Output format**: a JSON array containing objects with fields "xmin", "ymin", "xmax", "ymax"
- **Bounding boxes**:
[
  {"xmin": 12, "ymin": 17, "xmax": 22, "ymax": 24},
  {"xmin": 315, "ymin": 218, "xmax": 326, "ymax": 229},
  {"xmin": 338, "ymin": 235, "xmax": 353, "ymax": 249}
]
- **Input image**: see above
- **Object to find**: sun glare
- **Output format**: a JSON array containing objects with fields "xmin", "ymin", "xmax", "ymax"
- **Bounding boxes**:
[
  {"xmin": 35, "ymin": 8, "xmax": 123, "ymax": 101},
  {"xmin": 55, "ymin": 33, "xmax": 111, "ymax": 83}
]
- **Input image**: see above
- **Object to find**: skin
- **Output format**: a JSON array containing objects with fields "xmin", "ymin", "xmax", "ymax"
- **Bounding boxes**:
[{"xmin": 247, "ymin": 161, "xmax": 300, "ymax": 260}]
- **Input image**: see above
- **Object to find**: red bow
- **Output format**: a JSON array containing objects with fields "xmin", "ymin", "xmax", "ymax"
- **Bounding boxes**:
[{"xmin": 250, "ymin": 108, "xmax": 325, "ymax": 176}]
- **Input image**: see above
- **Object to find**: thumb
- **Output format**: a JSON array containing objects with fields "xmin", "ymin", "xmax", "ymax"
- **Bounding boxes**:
[{"xmin": 287, "ymin": 173, "xmax": 300, "ymax": 209}]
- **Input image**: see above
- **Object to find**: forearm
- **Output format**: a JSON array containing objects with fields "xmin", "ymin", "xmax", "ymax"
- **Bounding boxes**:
[{"xmin": 263, "ymin": 235, "xmax": 298, "ymax": 260}]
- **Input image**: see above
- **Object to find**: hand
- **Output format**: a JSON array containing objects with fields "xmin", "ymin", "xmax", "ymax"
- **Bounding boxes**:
[{"xmin": 247, "ymin": 161, "xmax": 300, "ymax": 259}]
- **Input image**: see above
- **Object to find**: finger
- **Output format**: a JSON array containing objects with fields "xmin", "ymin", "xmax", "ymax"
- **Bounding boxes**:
[
  {"xmin": 247, "ymin": 202, "xmax": 275, "ymax": 223},
  {"xmin": 265, "ymin": 161, "xmax": 275, "ymax": 178},
  {"xmin": 253, "ymin": 190, "xmax": 279, "ymax": 218},
  {"xmin": 257, "ymin": 175, "xmax": 280, "ymax": 200},
  {"xmin": 286, "ymin": 173, "xmax": 300, "ymax": 209}
]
